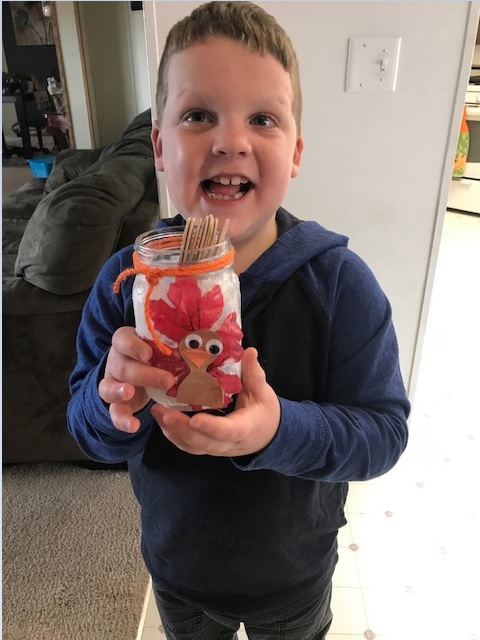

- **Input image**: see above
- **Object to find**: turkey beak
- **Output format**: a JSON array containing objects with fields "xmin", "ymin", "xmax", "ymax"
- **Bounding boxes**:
[{"xmin": 183, "ymin": 348, "xmax": 211, "ymax": 369}]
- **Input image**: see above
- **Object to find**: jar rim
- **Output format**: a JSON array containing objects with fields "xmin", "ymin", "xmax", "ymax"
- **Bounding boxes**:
[{"xmin": 134, "ymin": 226, "xmax": 231, "ymax": 266}]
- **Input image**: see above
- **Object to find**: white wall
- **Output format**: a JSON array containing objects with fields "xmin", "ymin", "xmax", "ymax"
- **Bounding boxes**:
[
  {"xmin": 143, "ymin": 1, "xmax": 479, "ymax": 397},
  {"xmin": 130, "ymin": 7, "xmax": 150, "ymax": 114},
  {"xmin": 75, "ymin": 1, "xmax": 149, "ymax": 147}
]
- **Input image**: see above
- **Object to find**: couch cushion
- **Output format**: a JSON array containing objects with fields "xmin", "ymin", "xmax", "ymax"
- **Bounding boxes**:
[
  {"xmin": 14, "ymin": 155, "xmax": 154, "ymax": 295},
  {"xmin": 2, "ymin": 178, "xmax": 46, "ymax": 281},
  {"xmin": 2, "ymin": 178, "xmax": 46, "ymax": 223},
  {"xmin": 43, "ymin": 148, "xmax": 103, "ymax": 195}
]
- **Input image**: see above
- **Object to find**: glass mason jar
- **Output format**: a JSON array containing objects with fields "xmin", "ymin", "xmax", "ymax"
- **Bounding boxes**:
[{"xmin": 131, "ymin": 226, "xmax": 243, "ymax": 411}]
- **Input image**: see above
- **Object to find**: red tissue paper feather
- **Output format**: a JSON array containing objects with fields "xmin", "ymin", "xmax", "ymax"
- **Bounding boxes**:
[
  {"xmin": 146, "ymin": 276, "xmax": 243, "ymax": 404},
  {"xmin": 150, "ymin": 276, "xmax": 224, "ymax": 343}
]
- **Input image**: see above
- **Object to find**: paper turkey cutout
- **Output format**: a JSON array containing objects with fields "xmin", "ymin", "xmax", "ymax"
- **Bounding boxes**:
[
  {"xmin": 176, "ymin": 330, "xmax": 224, "ymax": 407},
  {"xmin": 145, "ymin": 276, "xmax": 243, "ymax": 409}
]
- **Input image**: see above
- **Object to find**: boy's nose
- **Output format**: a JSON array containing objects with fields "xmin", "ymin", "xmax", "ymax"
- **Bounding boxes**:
[{"xmin": 211, "ymin": 124, "xmax": 252, "ymax": 157}]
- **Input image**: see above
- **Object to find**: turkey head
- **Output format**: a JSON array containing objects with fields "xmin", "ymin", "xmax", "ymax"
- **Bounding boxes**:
[{"xmin": 176, "ymin": 330, "xmax": 224, "ymax": 408}]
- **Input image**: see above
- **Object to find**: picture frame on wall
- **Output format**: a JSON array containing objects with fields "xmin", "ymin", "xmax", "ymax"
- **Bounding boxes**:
[{"xmin": 10, "ymin": 1, "xmax": 54, "ymax": 46}]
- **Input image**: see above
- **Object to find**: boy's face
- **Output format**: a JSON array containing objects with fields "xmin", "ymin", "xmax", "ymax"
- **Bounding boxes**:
[{"xmin": 152, "ymin": 36, "xmax": 303, "ymax": 258}]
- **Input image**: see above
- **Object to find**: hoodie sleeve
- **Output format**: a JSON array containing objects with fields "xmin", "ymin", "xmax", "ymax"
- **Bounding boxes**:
[
  {"xmin": 67, "ymin": 251, "xmax": 157, "ymax": 463},
  {"xmin": 233, "ymin": 250, "xmax": 410, "ymax": 481}
]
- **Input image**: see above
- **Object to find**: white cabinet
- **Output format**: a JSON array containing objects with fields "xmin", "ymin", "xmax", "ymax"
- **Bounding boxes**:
[{"xmin": 447, "ymin": 178, "xmax": 480, "ymax": 214}]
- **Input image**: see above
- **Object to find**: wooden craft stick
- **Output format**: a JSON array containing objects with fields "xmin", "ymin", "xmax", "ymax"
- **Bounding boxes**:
[
  {"xmin": 217, "ymin": 219, "xmax": 230, "ymax": 245},
  {"xmin": 179, "ymin": 215, "xmax": 229, "ymax": 263},
  {"xmin": 198, "ymin": 215, "xmax": 211, "ymax": 259},
  {"xmin": 202, "ymin": 215, "xmax": 216, "ymax": 259},
  {"xmin": 180, "ymin": 217, "xmax": 193, "ymax": 263},
  {"xmin": 203, "ymin": 216, "xmax": 218, "ymax": 259},
  {"xmin": 211, "ymin": 217, "xmax": 218, "ymax": 245},
  {"xmin": 188, "ymin": 218, "xmax": 202, "ymax": 262}
]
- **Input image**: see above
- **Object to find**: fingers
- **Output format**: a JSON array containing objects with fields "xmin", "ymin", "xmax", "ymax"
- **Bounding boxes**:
[
  {"xmin": 188, "ymin": 408, "xmax": 246, "ymax": 441},
  {"xmin": 238, "ymin": 347, "xmax": 267, "ymax": 396},
  {"xmin": 98, "ymin": 376, "xmax": 136, "ymax": 405},
  {"xmin": 99, "ymin": 326, "xmax": 175, "ymax": 433},
  {"xmin": 151, "ymin": 348, "xmax": 266, "ymax": 444},
  {"xmin": 109, "ymin": 401, "xmax": 142, "ymax": 434},
  {"xmin": 149, "ymin": 347, "xmax": 279, "ymax": 457},
  {"xmin": 151, "ymin": 404, "xmax": 237, "ymax": 455},
  {"xmin": 111, "ymin": 326, "xmax": 152, "ymax": 363},
  {"xmin": 103, "ymin": 327, "xmax": 175, "ymax": 397},
  {"xmin": 98, "ymin": 375, "xmax": 149, "ymax": 433}
]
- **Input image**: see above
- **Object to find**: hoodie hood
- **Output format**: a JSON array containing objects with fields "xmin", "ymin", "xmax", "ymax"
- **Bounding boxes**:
[
  {"xmin": 249, "ymin": 207, "xmax": 348, "ymax": 281},
  {"xmin": 240, "ymin": 207, "xmax": 348, "ymax": 310}
]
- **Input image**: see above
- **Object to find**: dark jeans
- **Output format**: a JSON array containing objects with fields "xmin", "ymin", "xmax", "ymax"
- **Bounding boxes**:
[{"xmin": 152, "ymin": 581, "xmax": 333, "ymax": 640}]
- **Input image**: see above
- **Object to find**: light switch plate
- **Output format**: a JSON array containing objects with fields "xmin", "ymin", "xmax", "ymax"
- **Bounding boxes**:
[{"xmin": 346, "ymin": 37, "xmax": 401, "ymax": 93}]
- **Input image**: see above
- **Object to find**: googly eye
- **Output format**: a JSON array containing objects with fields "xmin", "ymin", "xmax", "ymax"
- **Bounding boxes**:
[
  {"xmin": 205, "ymin": 338, "xmax": 223, "ymax": 356},
  {"xmin": 185, "ymin": 333, "xmax": 202, "ymax": 349}
]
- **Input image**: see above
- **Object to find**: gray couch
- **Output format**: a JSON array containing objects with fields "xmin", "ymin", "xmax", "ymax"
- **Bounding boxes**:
[{"xmin": 2, "ymin": 110, "xmax": 159, "ymax": 464}]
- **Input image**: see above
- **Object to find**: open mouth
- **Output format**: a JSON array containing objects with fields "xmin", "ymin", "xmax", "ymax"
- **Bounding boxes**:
[{"xmin": 202, "ymin": 176, "xmax": 253, "ymax": 201}]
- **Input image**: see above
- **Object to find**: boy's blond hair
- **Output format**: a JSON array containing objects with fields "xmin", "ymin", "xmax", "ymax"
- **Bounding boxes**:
[{"xmin": 156, "ymin": 1, "xmax": 302, "ymax": 132}]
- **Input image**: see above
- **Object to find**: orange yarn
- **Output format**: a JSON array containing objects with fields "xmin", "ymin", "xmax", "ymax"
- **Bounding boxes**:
[{"xmin": 113, "ymin": 237, "xmax": 235, "ymax": 357}]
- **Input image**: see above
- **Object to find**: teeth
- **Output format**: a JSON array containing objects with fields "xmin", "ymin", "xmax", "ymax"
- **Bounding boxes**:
[
  {"xmin": 206, "ymin": 191, "xmax": 245, "ymax": 200},
  {"xmin": 213, "ymin": 176, "xmax": 248, "ymax": 186},
  {"xmin": 204, "ymin": 176, "xmax": 251, "ymax": 200}
]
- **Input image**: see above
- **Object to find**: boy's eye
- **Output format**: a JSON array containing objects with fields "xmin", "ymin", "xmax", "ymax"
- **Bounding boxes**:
[
  {"xmin": 184, "ymin": 110, "xmax": 209, "ymax": 123},
  {"xmin": 251, "ymin": 114, "xmax": 275, "ymax": 127}
]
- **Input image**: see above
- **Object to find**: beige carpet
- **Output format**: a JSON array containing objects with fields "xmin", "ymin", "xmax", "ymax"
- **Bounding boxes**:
[
  {"xmin": 2, "ymin": 165, "xmax": 33, "ymax": 196},
  {"xmin": 2, "ymin": 463, "xmax": 149, "ymax": 640}
]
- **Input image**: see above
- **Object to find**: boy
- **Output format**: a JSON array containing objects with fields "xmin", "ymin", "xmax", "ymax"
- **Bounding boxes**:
[{"xmin": 68, "ymin": 2, "xmax": 410, "ymax": 638}]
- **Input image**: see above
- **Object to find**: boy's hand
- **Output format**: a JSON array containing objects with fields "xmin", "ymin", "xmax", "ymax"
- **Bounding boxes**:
[
  {"xmin": 99, "ymin": 327, "xmax": 175, "ymax": 433},
  {"xmin": 150, "ymin": 348, "xmax": 280, "ymax": 457}
]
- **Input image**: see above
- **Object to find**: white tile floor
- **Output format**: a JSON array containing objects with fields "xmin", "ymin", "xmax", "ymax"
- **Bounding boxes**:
[{"xmin": 137, "ymin": 210, "xmax": 480, "ymax": 640}]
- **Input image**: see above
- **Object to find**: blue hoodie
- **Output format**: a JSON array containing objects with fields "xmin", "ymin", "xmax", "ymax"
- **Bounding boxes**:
[{"xmin": 68, "ymin": 208, "xmax": 409, "ymax": 618}]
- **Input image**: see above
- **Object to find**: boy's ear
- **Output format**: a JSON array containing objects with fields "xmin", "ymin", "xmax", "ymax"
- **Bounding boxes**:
[
  {"xmin": 151, "ymin": 122, "xmax": 164, "ymax": 172},
  {"xmin": 291, "ymin": 136, "xmax": 304, "ymax": 179}
]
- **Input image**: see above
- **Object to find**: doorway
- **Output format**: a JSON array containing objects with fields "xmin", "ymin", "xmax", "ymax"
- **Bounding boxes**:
[{"xmin": 2, "ymin": 0, "xmax": 72, "ymax": 159}]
